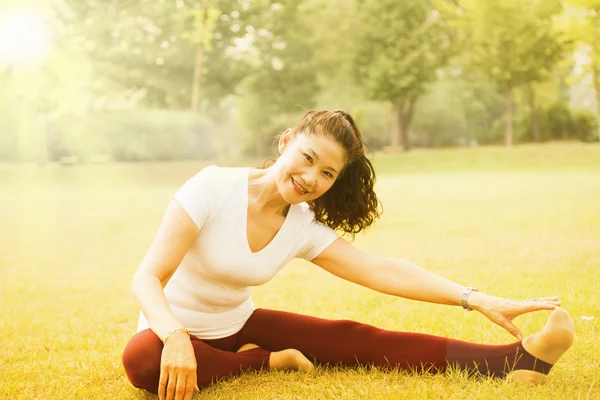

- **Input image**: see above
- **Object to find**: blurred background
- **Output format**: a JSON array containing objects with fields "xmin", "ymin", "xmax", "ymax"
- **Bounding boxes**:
[{"xmin": 0, "ymin": 0, "xmax": 599, "ymax": 164}]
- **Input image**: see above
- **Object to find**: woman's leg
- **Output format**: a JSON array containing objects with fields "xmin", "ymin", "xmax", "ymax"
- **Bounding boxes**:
[
  {"xmin": 122, "ymin": 329, "xmax": 270, "ymax": 394},
  {"xmin": 236, "ymin": 307, "xmax": 573, "ymax": 380}
]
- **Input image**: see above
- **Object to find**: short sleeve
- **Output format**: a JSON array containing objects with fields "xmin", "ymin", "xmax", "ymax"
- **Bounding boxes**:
[
  {"xmin": 299, "ymin": 221, "xmax": 340, "ymax": 261},
  {"xmin": 172, "ymin": 166, "xmax": 217, "ymax": 229}
]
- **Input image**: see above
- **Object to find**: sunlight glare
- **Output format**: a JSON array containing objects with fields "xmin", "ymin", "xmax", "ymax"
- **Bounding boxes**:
[{"xmin": 0, "ymin": 8, "xmax": 52, "ymax": 67}]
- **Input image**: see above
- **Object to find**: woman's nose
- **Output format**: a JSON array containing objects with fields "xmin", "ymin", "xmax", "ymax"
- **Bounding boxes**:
[{"xmin": 302, "ymin": 172, "xmax": 316, "ymax": 188}]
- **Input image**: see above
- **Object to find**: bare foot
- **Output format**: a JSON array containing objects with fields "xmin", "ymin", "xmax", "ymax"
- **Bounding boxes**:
[
  {"xmin": 236, "ymin": 343, "xmax": 314, "ymax": 373},
  {"xmin": 236, "ymin": 343, "xmax": 260, "ymax": 352},
  {"xmin": 507, "ymin": 307, "xmax": 575, "ymax": 384},
  {"xmin": 269, "ymin": 349, "xmax": 315, "ymax": 373}
]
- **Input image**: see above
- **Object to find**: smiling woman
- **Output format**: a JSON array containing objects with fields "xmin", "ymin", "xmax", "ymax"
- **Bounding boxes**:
[
  {"xmin": 122, "ymin": 109, "xmax": 574, "ymax": 400},
  {"xmin": 0, "ymin": 7, "xmax": 52, "ymax": 67}
]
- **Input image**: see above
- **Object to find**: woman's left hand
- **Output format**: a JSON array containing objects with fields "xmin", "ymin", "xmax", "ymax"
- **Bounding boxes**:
[{"xmin": 468, "ymin": 292, "xmax": 561, "ymax": 340}]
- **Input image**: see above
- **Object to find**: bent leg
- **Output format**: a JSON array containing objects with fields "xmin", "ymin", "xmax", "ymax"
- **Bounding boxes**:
[
  {"xmin": 237, "ymin": 308, "xmax": 555, "ymax": 378},
  {"xmin": 122, "ymin": 329, "xmax": 270, "ymax": 394}
]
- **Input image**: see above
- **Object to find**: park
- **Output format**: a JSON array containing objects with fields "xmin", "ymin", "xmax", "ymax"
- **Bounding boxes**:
[
  {"xmin": 2, "ymin": 145, "xmax": 599, "ymax": 399},
  {"xmin": 1, "ymin": 1, "xmax": 599, "ymax": 399}
]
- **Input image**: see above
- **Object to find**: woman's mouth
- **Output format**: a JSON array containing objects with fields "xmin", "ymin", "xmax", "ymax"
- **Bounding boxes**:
[{"xmin": 291, "ymin": 177, "xmax": 309, "ymax": 195}]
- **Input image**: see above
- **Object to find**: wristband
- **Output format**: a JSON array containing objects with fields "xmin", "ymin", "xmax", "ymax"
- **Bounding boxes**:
[
  {"xmin": 461, "ymin": 287, "xmax": 478, "ymax": 311},
  {"xmin": 162, "ymin": 327, "xmax": 190, "ymax": 344}
]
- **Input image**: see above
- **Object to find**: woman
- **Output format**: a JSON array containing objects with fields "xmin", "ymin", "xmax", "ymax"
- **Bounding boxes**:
[{"xmin": 122, "ymin": 110, "xmax": 574, "ymax": 400}]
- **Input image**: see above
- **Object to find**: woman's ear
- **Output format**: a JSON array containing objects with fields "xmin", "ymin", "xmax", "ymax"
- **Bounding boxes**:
[{"xmin": 278, "ymin": 129, "xmax": 293, "ymax": 155}]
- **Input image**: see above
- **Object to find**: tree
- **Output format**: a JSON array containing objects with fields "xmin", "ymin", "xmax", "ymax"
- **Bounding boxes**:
[
  {"xmin": 187, "ymin": 1, "xmax": 219, "ymax": 112},
  {"xmin": 562, "ymin": 0, "xmax": 600, "ymax": 140},
  {"xmin": 66, "ymin": 0, "xmax": 254, "ymax": 110},
  {"xmin": 442, "ymin": 0, "xmax": 569, "ymax": 146},
  {"xmin": 0, "ymin": 1, "xmax": 99, "ymax": 162},
  {"xmin": 354, "ymin": 0, "xmax": 453, "ymax": 151},
  {"xmin": 236, "ymin": 1, "xmax": 321, "ymax": 157},
  {"xmin": 410, "ymin": 70, "xmax": 506, "ymax": 146}
]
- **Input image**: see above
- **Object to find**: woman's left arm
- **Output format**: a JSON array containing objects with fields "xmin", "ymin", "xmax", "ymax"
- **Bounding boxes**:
[{"xmin": 311, "ymin": 238, "xmax": 561, "ymax": 339}]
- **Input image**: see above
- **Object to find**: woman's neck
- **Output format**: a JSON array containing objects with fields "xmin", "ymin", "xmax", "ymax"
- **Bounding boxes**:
[{"xmin": 248, "ymin": 167, "xmax": 290, "ymax": 216}]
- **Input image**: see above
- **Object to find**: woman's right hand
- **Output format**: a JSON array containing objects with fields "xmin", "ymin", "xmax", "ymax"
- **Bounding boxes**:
[{"xmin": 158, "ymin": 331, "xmax": 200, "ymax": 400}]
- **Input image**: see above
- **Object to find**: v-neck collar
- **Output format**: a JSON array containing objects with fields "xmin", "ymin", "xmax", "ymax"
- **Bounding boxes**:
[{"xmin": 243, "ymin": 168, "xmax": 295, "ymax": 255}]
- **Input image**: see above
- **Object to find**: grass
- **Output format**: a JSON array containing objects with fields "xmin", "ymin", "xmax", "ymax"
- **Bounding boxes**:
[{"xmin": 1, "ymin": 142, "xmax": 599, "ymax": 399}]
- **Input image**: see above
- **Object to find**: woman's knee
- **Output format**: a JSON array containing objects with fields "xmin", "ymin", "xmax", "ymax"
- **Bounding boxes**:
[
  {"xmin": 122, "ymin": 330, "xmax": 163, "ymax": 393},
  {"xmin": 123, "ymin": 357, "xmax": 160, "ymax": 393}
]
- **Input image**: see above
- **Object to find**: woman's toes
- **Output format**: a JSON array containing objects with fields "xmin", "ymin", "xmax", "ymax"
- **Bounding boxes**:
[
  {"xmin": 508, "ymin": 308, "xmax": 575, "ymax": 384},
  {"xmin": 522, "ymin": 307, "xmax": 575, "ymax": 365},
  {"xmin": 544, "ymin": 307, "xmax": 575, "ymax": 340}
]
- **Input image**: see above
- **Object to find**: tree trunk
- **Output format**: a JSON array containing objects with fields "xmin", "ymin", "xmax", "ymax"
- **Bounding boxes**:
[
  {"xmin": 505, "ymin": 88, "xmax": 514, "ymax": 147},
  {"xmin": 191, "ymin": 45, "xmax": 204, "ymax": 112},
  {"xmin": 190, "ymin": 0, "xmax": 210, "ymax": 113},
  {"xmin": 391, "ymin": 102, "xmax": 401, "ymax": 152},
  {"xmin": 593, "ymin": 61, "xmax": 600, "ymax": 141},
  {"xmin": 528, "ymin": 84, "xmax": 541, "ymax": 142},
  {"xmin": 392, "ymin": 97, "xmax": 418, "ymax": 152},
  {"xmin": 594, "ymin": 11, "xmax": 600, "ymax": 141}
]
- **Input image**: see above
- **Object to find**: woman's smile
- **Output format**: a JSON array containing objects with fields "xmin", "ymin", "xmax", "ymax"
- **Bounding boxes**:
[{"xmin": 291, "ymin": 177, "xmax": 309, "ymax": 195}]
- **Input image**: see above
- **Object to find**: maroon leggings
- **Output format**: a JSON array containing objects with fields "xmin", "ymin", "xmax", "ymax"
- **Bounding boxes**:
[{"xmin": 122, "ymin": 308, "xmax": 552, "ymax": 394}]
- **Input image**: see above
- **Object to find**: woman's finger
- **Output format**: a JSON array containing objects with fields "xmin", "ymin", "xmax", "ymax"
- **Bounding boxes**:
[
  {"xmin": 502, "ymin": 320, "xmax": 523, "ymax": 341},
  {"xmin": 158, "ymin": 371, "xmax": 168, "ymax": 400},
  {"xmin": 184, "ymin": 375, "xmax": 195, "ymax": 400},
  {"xmin": 166, "ymin": 373, "xmax": 177, "ymax": 400},
  {"xmin": 193, "ymin": 373, "xmax": 200, "ymax": 392},
  {"xmin": 527, "ymin": 296, "xmax": 559, "ymax": 302},
  {"xmin": 525, "ymin": 299, "xmax": 558, "ymax": 308},
  {"xmin": 514, "ymin": 302, "xmax": 556, "ymax": 317},
  {"xmin": 174, "ymin": 372, "xmax": 190, "ymax": 400}
]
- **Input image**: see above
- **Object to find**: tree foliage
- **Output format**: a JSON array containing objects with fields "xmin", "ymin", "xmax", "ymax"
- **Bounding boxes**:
[
  {"xmin": 562, "ymin": 0, "xmax": 600, "ymax": 139},
  {"xmin": 1, "ymin": 0, "xmax": 598, "ymax": 163},
  {"xmin": 354, "ymin": 0, "xmax": 453, "ymax": 151},
  {"xmin": 440, "ymin": 0, "xmax": 571, "ymax": 146},
  {"xmin": 237, "ymin": 1, "xmax": 321, "ymax": 156}
]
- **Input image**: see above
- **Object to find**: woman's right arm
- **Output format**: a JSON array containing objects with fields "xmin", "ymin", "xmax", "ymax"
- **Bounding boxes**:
[
  {"xmin": 130, "ymin": 199, "xmax": 201, "ymax": 400},
  {"xmin": 131, "ymin": 198, "xmax": 200, "ymax": 340}
]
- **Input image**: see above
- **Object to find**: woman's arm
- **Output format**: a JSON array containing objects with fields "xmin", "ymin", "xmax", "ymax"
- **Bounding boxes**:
[
  {"xmin": 131, "ymin": 198, "xmax": 202, "ymax": 399},
  {"xmin": 312, "ymin": 238, "xmax": 560, "ymax": 339},
  {"xmin": 311, "ymin": 238, "xmax": 471, "ymax": 306},
  {"xmin": 131, "ymin": 199, "xmax": 200, "ymax": 341}
]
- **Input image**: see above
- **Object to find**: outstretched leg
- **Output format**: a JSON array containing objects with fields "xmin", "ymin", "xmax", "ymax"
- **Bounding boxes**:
[{"xmin": 236, "ymin": 307, "xmax": 574, "ymax": 381}]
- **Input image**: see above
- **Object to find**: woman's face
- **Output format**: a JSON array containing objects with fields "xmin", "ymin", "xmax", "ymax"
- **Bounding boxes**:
[{"xmin": 276, "ymin": 132, "xmax": 347, "ymax": 204}]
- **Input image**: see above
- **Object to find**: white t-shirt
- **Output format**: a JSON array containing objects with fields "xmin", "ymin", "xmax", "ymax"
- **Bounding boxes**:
[{"xmin": 137, "ymin": 166, "xmax": 340, "ymax": 339}]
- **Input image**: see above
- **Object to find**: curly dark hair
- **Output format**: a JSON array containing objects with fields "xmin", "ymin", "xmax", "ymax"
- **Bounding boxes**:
[{"xmin": 280, "ymin": 110, "xmax": 382, "ymax": 239}]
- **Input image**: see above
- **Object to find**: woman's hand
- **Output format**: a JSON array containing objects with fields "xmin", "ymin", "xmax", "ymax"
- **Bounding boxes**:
[
  {"xmin": 469, "ymin": 292, "xmax": 561, "ymax": 340},
  {"xmin": 159, "ymin": 331, "xmax": 200, "ymax": 400}
]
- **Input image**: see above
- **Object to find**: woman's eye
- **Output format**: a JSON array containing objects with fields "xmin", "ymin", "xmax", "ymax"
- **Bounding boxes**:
[
  {"xmin": 324, "ymin": 171, "xmax": 333, "ymax": 178},
  {"xmin": 303, "ymin": 153, "xmax": 313, "ymax": 163}
]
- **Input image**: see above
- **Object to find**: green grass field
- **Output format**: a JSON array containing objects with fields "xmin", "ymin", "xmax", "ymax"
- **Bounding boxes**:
[{"xmin": 1, "ymin": 143, "xmax": 599, "ymax": 400}]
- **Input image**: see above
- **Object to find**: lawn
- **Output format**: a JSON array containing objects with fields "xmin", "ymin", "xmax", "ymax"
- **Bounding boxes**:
[{"xmin": 1, "ymin": 143, "xmax": 599, "ymax": 399}]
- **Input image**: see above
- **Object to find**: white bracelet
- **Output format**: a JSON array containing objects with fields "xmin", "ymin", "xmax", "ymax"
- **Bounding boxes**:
[
  {"xmin": 162, "ymin": 327, "xmax": 190, "ymax": 344},
  {"xmin": 461, "ymin": 287, "xmax": 478, "ymax": 311}
]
